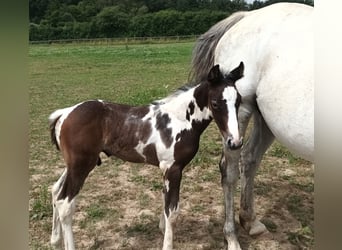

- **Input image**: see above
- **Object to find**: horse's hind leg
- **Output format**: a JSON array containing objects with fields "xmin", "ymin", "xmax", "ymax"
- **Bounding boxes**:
[
  {"xmin": 52, "ymin": 154, "xmax": 98, "ymax": 250},
  {"xmin": 239, "ymin": 110, "xmax": 274, "ymax": 236}
]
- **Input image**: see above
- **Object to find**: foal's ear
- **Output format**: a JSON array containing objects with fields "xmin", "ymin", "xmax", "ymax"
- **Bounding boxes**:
[
  {"xmin": 227, "ymin": 61, "xmax": 244, "ymax": 81},
  {"xmin": 207, "ymin": 64, "xmax": 222, "ymax": 84}
]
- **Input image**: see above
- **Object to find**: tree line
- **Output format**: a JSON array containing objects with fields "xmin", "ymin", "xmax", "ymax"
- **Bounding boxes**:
[{"xmin": 29, "ymin": 0, "xmax": 313, "ymax": 41}]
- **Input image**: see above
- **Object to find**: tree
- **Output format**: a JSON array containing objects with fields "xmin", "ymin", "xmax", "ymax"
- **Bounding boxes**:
[
  {"xmin": 94, "ymin": 6, "xmax": 130, "ymax": 37},
  {"xmin": 143, "ymin": 0, "xmax": 175, "ymax": 12},
  {"xmin": 29, "ymin": 0, "xmax": 49, "ymax": 23},
  {"xmin": 29, "ymin": 0, "xmax": 262, "ymax": 40}
]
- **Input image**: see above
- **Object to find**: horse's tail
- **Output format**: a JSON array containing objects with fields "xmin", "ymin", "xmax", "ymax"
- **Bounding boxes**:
[
  {"xmin": 190, "ymin": 11, "xmax": 247, "ymax": 83},
  {"xmin": 48, "ymin": 108, "xmax": 67, "ymax": 151}
]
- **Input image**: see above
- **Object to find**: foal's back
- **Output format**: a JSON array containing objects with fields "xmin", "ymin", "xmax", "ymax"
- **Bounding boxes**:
[{"xmin": 58, "ymin": 100, "xmax": 155, "ymax": 164}]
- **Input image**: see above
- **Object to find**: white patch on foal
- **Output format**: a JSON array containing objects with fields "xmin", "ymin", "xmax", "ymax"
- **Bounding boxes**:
[
  {"xmin": 51, "ymin": 169, "xmax": 67, "ymax": 248},
  {"xmin": 164, "ymin": 179, "xmax": 170, "ymax": 192},
  {"xmin": 134, "ymin": 87, "xmax": 212, "ymax": 173},
  {"xmin": 55, "ymin": 197, "xmax": 76, "ymax": 250},
  {"xmin": 162, "ymin": 204, "xmax": 180, "ymax": 250},
  {"xmin": 223, "ymin": 86, "xmax": 240, "ymax": 144},
  {"xmin": 50, "ymin": 169, "xmax": 77, "ymax": 250}
]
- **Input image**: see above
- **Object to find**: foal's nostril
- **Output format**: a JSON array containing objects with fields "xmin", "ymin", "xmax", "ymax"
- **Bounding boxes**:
[
  {"xmin": 226, "ymin": 137, "xmax": 243, "ymax": 150},
  {"xmin": 227, "ymin": 138, "xmax": 232, "ymax": 147}
]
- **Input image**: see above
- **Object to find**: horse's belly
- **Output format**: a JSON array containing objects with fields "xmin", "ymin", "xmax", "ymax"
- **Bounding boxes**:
[{"xmin": 256, "ymin": 78, "xmax": 313, "ymax": 162}]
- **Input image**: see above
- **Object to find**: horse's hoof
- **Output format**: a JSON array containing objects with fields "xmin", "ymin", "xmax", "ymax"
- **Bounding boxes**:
[{"xmin": 248, "ymin": 220, "xmax": 268, "ymax": 236}]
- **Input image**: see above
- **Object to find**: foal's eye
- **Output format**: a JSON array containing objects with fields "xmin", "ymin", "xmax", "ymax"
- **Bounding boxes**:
[{"xmin": 211, "ymin": 99, "xmax": 218, "ymax": 109}]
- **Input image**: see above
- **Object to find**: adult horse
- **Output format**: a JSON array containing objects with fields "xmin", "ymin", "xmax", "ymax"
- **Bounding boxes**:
[
  {"xmin": 49, "ymin": 64, "xmax": 244, "ymax": 250},
  {"xmin": 190, "ymin": 3, "xmax": 313, "ymax": 250}
]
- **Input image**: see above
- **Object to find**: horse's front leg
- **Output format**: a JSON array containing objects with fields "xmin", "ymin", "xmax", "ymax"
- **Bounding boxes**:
[
  {"xmin": 220, "ymin": 149, "xmax": 242, "ymax": 250},
  {"xmin": 239, "ymin": 110, "xmax": 274, "ymax": 236},
  {"xmin": 161, "ymin": 164, "xmax": 183, "ymax": 250}
]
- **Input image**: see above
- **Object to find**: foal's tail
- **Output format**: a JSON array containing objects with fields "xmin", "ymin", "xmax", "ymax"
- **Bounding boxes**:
[
  {"xmin": 189, "ymin": 11, "xmax": 247, "ymax": 83},
  {"xmin": 48, "ymin": 108, "xmax": 67, "ymax": 150}
]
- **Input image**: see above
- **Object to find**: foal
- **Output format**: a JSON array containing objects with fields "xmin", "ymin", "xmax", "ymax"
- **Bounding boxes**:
[{"xmin": 49, "ymin": 63, "xmax": 244, "ymax": 250}]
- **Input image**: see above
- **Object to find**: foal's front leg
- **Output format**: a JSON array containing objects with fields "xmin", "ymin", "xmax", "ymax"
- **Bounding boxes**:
[
  {"xmin": 219, "ymin": 104, "xmax": 253, "ymax": 250},
  {"xmin": 219, "ymin": 149, "xmax": 242, "ymax": 250},
  {"xmin": 161, "ymin": 164, "xmax": 183, "ymax": 250}
]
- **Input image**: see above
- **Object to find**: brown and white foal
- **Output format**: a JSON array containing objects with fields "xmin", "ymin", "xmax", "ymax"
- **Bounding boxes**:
[{"xmin": 49, "ymin": 63, "xmax": 244, "ymax": 250}]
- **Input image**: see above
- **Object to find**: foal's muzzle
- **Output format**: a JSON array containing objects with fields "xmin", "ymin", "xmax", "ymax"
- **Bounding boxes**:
[{"xmin": 226, "ymin": 136, "xmax": 243, "ymax": 150}]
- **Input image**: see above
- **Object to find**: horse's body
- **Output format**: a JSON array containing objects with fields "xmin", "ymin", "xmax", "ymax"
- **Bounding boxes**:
[
  {"xmin": 49, "ymin": 64, "xmax": 244, "ymax": 250},
  {"xmin": 191, "ymin": 3, "xmax": 313, "ymax": 249}
]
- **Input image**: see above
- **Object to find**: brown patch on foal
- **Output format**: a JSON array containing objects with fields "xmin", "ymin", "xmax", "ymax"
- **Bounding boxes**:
[
  {"xmin": 143, "ymin": 143, "xmax": 159, "ymax": 166},
  {"xmin": 101, "ymin": 103, "xmax": 154, "ymax": 163},
  {"xmin": 155, "ymin": 112, "xmax": 173, "ymax": 148}
]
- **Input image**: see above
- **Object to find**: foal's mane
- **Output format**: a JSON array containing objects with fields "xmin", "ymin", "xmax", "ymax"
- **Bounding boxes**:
[{"xmin": 152, "ymin": 83, "xmax": 195, "ymax": 105}]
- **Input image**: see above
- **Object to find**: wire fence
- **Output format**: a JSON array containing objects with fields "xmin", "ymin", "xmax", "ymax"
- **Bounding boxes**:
[{"xmin": 29, "ymin": 35, "xmax": 200, "ymax": 45}]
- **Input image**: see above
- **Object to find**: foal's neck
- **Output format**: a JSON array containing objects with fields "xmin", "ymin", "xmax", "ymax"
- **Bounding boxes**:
[{"xmin": 155, "ymin": 82, "xmax": 212, "ymax": 133}]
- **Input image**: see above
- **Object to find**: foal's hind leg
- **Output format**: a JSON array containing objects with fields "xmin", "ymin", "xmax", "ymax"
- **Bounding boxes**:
[
  {"xmin": 239, "ymin": 110, "xmax": 274, "ymax": 236},
  {"xmin": 51, "ymin": 169, "xmax": 67, "ymax": 249},
  {"xmin": 55, "ymin": 195, "xmax": 77, "ymax": 250},
  {"xmin": 52, "ymin": 154, "xmax": 98, "ymax": 250}
]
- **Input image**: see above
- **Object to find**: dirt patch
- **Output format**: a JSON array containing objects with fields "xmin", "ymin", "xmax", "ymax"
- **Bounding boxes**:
[{"xmin": 29, "ymin": 149, "xmax": 313, "ymax": 250}]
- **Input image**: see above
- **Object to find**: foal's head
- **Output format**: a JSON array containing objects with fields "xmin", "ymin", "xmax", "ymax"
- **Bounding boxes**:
[{"xmin": 207, "ymin": 62, "xmax": 244, "ymax": 150}]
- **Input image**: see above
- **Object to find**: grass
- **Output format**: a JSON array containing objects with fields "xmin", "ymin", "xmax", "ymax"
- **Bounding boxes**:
[
  {"xmin": 29, "ymin": 42, "xmax": 313, "ymax": 249},
  {"xmin": 287, "ymin": 226, "xmax": 314, "ymax": 248},
  {"xmin": 268, "ymin": 141, "xmax": 307, "ymax": 165},
  {"xmin": 30, "ymin": 184, "xmax": 52, "ymax": 221},
  {"xmin": 85, "ymin": 203, "xmax": 108, "ymax": 220},
  {"xmin": 79, "ymin": 203, "xmax": 118, "ymax": 230}
]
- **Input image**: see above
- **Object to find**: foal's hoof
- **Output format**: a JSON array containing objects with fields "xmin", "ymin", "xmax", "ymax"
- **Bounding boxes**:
[
  {"xmin": 50, "ymin": 234, "xmax": 62, "ymax": 250},
  {"xmin": 248, "ymin": 220, "xmax": 268, "ymax": 236}
]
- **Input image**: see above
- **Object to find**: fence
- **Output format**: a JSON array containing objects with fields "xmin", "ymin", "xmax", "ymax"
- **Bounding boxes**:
[{"xmin": 29, "ymin": 35, "xmax": 199, "ymax": 45}]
